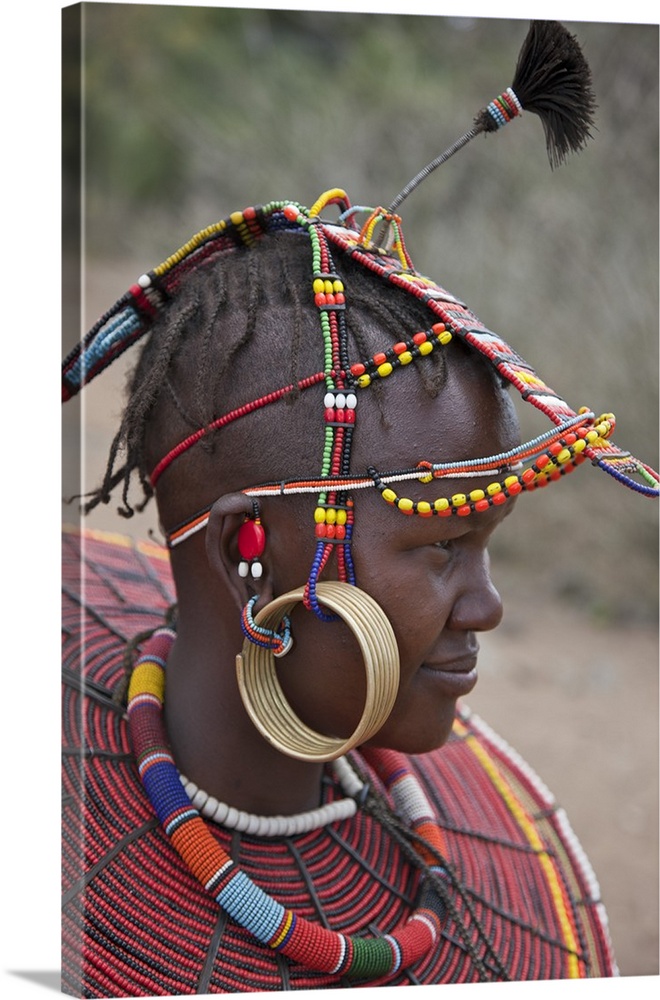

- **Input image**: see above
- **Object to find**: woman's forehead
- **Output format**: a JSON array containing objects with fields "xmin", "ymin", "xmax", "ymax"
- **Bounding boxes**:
[{"xmin": 353, "ymin": 348, "xmax": 520, "ymax": 473}]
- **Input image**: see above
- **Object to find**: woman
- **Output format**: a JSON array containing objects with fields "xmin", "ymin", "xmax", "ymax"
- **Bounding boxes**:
[{"xmin": 62, "ymin": 16, "xmax": 657, "ymax": 997}]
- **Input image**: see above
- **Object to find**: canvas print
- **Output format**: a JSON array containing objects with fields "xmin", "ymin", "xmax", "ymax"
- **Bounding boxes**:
[{"xmin": 61, "ymin": 4, "xmax": 659, "ymax": 995}]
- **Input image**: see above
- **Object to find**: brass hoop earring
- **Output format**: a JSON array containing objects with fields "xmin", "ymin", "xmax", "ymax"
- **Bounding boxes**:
[{"xmin": 235, "ymin": 581, "xmax": 400, "ymax": 762}]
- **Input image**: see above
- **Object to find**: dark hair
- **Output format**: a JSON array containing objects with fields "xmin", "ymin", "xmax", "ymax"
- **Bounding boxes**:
[{"xmin": 86, "ymin": 230, "xmax": 451, "ymax": 520}]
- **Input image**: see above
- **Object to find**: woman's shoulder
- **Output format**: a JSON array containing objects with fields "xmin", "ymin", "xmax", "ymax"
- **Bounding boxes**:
[
  {"xmin": 408, "ymin": 702, "xmax": 601, "ymax": 904},
  {"xmin": 62, "ymin": 526, "xmax": 174, "ymax": 690},
  {"xmin": 400, "ymin": 704, "xmax": 617, "ymax": 978},
  {"xmin": 412, "ymin": 703, "xmax": 559, "ymax": 820}
]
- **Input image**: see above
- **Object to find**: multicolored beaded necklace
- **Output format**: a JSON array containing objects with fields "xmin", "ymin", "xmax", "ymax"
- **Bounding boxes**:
[{"xmin": 128, "ymin": 626, "xmax": 455, "ymax": 983}]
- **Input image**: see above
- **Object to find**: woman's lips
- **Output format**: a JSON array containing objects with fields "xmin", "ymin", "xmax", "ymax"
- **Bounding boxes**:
[{"xmin": 420, "ymin": 653, "xmax": 479, "ymax": 696}]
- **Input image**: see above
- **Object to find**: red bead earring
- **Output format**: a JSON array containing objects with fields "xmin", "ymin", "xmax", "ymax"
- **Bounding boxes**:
[{"xmin": 237, "ymin": 501, "xmax": 266, "ymax": 580}]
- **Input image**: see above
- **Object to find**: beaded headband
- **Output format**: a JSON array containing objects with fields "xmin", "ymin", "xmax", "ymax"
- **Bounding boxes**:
[{"xmin": 62, "ymin": 21, "xmax": 659, "ymax": 620}]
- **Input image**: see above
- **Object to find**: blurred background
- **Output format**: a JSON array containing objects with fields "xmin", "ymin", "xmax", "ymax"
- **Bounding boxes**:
[{"xmin": 62, "ymin": 4, "xmax": 658, "ymax": 977}]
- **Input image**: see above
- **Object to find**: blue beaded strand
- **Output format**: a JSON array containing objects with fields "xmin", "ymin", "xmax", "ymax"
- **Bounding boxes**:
[
  {"xmin": 596, "ymin": 459, "xmax": 660, "ymax": 497},
  {"xmin": 241, "ymin": 595, "xmax": 293, "ymax": 655},
  {"xmin": 305, "ymin": 542, "xmax": 339, "ymax": 623}
]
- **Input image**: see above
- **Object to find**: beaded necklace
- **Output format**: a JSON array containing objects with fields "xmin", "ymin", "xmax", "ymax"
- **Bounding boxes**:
[
  {"xmin": 179, "ymin": 755, "xmax": 364, "ymax": 837},
  {"xmin": 128, "ymin": 626, "xmax": 452, "ymax": 983}
]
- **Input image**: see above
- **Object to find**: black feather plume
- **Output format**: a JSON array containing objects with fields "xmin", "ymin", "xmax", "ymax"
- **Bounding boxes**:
[
  {"xmin": 387, "ymin": 20, "xmax": 596, "ymax": 212},
  {"xmin": 475, "ymin": 20, "xmax": 596, "ymax": 167}
]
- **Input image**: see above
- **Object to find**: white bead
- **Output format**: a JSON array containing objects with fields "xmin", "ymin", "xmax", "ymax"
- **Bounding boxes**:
[
  {"xmin": 339, "ymin": 800, "xmax": 358, "ymax": 821},
  {"xmin": 137, "ymin": 273, "xmax": 151, "ymax": 288},
  {"xmin": 307, "ymin": 810, "xmax": 323, "ymax": 831},
  {"xmin": 335, "ymin": 392, "xmax": 346, "ymax": 409},
  {"xmin": 246, "ymin": 814, "xmax": 262, "ymax": 836},
  {"xmin": 346, "ymin": 393, "xmax": 357, "ymax": 409},
  {"xmin": 212, "ymin": 801, "xmax": 229, "ymax": 825},
  {"xmin": 238, "ymin": 561, "xmax": 249, "ymax": 578},
  {"xmin": 322, "ymin": 804, "xmax": 339, "ymax": 826},
  {"xmin": 332, "ymin": 756, "xmax": 364, "ymax": 797},
  {"xmin": 176, "ymin": 764, "xmax": 365, "ymax": 838},
  {"xmin": 225, "ymin": 807, "xmax": 240, "ymax": 828},
  {"xmin": 250, "ymin": 561, "xmax": 263, "ymax": 580},
  {"xmin": 290, "ymin": 814, "xmax": 305, "ymax": 834},
  {"xmin": 324, "ymin": 392, "xmax": 335, "ymax": 408},
  {"xmin": 191, "ymin": 788, "xmax": 208, "ymax": 810},
  {"xmin": 264, "ymin": 817, "xmax": 278, "ymax": 837},
  {"xmin": 234, "ymin": 810, "xmax": 251, "ymax": 833}
]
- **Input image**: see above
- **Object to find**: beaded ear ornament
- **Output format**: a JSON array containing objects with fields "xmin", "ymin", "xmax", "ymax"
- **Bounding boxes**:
[
  {"xmin": 63, "ymin": 21, "xmax": 659, "ymax": 626},
  {"xmin": 237, "ymin": 501, "xmax": 265, "ymax": 580}
]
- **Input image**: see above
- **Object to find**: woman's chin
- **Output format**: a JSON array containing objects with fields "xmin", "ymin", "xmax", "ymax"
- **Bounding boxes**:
[{"xmin": 364, "ymin": 701, "xmax": 459, "ymax": 757}]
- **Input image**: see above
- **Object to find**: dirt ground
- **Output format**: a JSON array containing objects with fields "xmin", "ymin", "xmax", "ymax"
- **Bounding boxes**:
[{"xmin": 62, "ymin": 265, "xmax": 659, "ymax": 979}]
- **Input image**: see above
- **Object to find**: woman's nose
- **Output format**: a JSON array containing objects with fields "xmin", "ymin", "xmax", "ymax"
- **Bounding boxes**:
[{"xmin": 447, "ymin": 551, "xmax": 504, "ymax": 633}]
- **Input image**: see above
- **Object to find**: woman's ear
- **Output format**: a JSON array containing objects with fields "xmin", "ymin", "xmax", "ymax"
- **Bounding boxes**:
[{"xmin": 205, "ymin": 494, "xmax": 273, "ymax": 614}]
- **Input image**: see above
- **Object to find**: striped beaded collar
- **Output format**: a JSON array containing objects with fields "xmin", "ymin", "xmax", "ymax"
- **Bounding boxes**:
[{"xmin": 128, "ymin": 626, "xmax": 461, "ymax": 984}]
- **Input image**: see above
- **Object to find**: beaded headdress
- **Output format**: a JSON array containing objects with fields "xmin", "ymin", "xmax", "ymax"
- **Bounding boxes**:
[{"xmin": 62, "ymin": 21, "xmax": 659, "ymax": 619}]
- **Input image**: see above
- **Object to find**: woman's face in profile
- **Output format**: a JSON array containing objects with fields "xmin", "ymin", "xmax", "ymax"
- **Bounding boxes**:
[{"xmin": 269, "ymin": 345, "xmax": 521, "ymax": 756}]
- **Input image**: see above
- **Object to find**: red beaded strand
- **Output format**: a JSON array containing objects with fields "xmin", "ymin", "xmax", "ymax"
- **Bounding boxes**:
[{"xmin": 150, "ymin": 371, "xmax": 328, "ymax": 487}]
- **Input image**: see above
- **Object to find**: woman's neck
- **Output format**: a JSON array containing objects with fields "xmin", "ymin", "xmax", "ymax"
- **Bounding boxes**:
[{"xmin": 163, "ymin": 604, "xmax": 326, "ymax": 817}]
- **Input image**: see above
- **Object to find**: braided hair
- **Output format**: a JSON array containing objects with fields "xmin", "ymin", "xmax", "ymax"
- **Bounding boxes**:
[{"xmin": 85, "ymin": 230, "xmax": 451, "ymax": 521}]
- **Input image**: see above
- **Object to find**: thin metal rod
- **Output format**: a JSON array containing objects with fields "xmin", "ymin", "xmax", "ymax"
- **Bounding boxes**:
[{"xmin": 387, "ymin": 126, "xmax": 480, "ymax": 214}]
